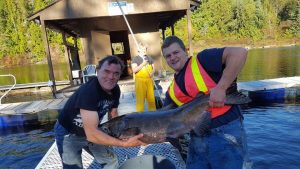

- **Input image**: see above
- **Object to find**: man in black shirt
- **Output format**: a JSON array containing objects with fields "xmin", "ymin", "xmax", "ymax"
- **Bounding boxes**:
[{"xmin": 55, "ymin": 55, "xmax": 145, "ymax": 169}]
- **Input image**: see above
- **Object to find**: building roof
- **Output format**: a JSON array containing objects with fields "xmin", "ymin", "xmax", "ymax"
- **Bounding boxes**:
[{"xmin": 28, "ymin": 0, "xmax": 201, "ymax": 37}]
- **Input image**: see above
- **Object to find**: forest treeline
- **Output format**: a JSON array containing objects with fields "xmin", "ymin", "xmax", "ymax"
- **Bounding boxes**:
[{"xmin": 0, "ymin": 0, "xmax": 299, "ymax": 65}]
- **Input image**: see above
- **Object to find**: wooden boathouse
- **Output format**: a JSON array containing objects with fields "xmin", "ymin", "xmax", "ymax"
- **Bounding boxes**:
[{"xmin": 28, "ymin": 0, "xmax": 201, "ymax": 95}]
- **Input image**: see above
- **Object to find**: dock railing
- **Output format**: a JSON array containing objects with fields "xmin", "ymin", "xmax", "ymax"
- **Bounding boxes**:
[{"xmin": 0, "ymin": 74, "xmax": 16, "ymax": 104}]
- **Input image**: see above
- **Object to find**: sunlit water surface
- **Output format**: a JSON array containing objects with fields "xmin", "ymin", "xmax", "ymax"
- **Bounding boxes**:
[
  {"xmin": 0, "ymin": 102, "xmax": 300, "ymax": 169},
  {"xmin": 0, "ymin": 46, "xmax": 300, "ymax": 168}
]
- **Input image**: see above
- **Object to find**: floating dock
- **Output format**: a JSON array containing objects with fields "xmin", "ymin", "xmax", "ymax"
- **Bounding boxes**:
[
  {"xmin": 1, "ymin": 76, "xmax": 300, "ymax": 168},
  {"xmin": 238, "ymin": 76, "xmax": 300, "ymax": 101},
  {"xmin": 0, "ymin": 81, "xmax": 70, "ymax": 91},
  {"xmin": 1, "ymin": 76, "xmax": 300, "ymax": 127}
]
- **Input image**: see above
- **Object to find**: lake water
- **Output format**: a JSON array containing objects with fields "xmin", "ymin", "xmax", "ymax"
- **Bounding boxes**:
[
  {"xmin": 243, "ymin": 102, "xmax": 300, "ymax": 169},
  {"xmin": 238, "ymin": 45, "xmax": 300, "ymax": 82},
  {"xmin": 0, "ymin": 102, "xmax": 299, "ymax": 169},
  {"xmin": 0, "ymin": 46, "xmax": 300, "ymax": 85},
  {"xmin": 0, "ymin": 46, "xmax": 300, "ymax": 168}
]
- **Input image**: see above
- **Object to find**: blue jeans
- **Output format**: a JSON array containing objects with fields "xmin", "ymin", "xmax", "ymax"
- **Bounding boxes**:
[
  {"xmin": 54, "ymin": 121, "xmax": 118, "ymax": 169},
  {"xmin": 186, "ymin": 118, "xmax": 248, "ymax": 169}
]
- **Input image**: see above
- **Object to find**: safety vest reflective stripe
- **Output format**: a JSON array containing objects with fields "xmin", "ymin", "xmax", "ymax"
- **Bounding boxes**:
[
  {"xmin": 168, "ymin": 56, "xmax": 232, "ymax": 119},
  {"xmin": 185, "ymin": 56, "xmax": 208, "ymax": 97},
  {"xmin": 195, "ymin": 56, "xmax": 217, "ymax": 91},
  {"xmin": 168, "ymin": 80, "xmax": 193, "ymax": 106}
]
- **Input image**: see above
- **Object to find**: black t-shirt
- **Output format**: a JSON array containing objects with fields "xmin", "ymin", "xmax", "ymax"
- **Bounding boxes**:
[
  {"xmin": 164, "ymin": 48, "xmax": 242, "ymax": 128},
  {"xmin": 132, "ymin": 55, "xmax": 154, "ymax": 66},
  {"xmin": 58, "ymin": 77, "xmax": 120, "ymax": 137}
]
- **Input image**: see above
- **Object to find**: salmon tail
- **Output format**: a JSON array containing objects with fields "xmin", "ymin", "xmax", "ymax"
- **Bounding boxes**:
[
  {"xmin": 192, "ymin": 111, "xmax": 211, "ymax": 136},
  {"xmin": 225, "ymin": 92, "xmax": 251, "ymax": 105}
]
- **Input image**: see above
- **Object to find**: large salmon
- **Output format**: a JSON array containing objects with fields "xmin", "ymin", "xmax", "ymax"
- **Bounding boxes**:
[{"xmin": 99, "ymin": 92, "xmax": 250, "ymax": 144}]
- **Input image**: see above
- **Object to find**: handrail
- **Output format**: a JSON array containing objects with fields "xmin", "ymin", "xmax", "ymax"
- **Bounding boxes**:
[{"xmin": 0, "ymin": 74, "xmax": 16, "ymax": 104}]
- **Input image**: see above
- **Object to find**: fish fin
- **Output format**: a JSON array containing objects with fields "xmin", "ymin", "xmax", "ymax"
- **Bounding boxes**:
[
  {"xmin": 158, "ymin": 102, "xmax": 176, "ymax": 111},
  {"xmin": 166, "ymin": 137, "xmax": 183, "ymax": 150},
  {"xmin": 192, "ymin": 111, "xmax": 211, "ymax": 137},
  {"xmin": 225, "ymin": 92, "xmax": 252, "ymax": 105},
  {"xmin": 167, "ymin": 122, "xmax": 187, "ymax": 138},
  {"xmin": 195, "ymin": 92, "xmax": 206, "ymax": 98}
]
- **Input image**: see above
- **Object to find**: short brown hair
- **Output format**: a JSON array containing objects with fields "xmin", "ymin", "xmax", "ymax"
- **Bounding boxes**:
[
  {"xmin": 161, "ymin": 36, "xmax": 186, "ymax": 51},
  {"xmin": 97, "ymin": 55, "xmax": 125, "ymax": 71}
]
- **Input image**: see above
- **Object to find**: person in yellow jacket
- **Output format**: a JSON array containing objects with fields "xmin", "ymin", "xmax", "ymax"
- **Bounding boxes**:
[{"xmin": 131, "ymin": 44, "xmax": 156, "ymax": 112}]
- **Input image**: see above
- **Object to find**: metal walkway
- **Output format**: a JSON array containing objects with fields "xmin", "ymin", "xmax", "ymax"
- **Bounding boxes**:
[
  {"xmin": 35, "ymin": 91, "xmax": 185, "ymax": 169},
  {"xmin": 36, "ymin": 142, "xmax": 186, "ymax": 169}
]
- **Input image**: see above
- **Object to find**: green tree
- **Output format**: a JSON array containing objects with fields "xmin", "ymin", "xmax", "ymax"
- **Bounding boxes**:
[
  {"xmin": 286, "ymin": 0, "xmax": 300, "ymax": 37},
  {"xmin": 234, "ymin": 0, "xmax": 263, "ymax": 40},
  {"xmin": 191, "ymin": 0, "xmax": 234, "ymax": 39},
  {"xmin": 0, "ymin": 0, "xmax": 59, "ymax": 63},
  {"xmin": 261, "ymin": 0, "xmax": 279, "ymax": 39},
  {"xmin": 4, "ymin": 0, "xmax": 30, "ymax": 55}
]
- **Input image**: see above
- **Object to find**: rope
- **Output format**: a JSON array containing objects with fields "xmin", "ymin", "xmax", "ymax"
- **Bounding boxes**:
[{"xmin": 116, "ymin": 0, "xmax": 163, "ymax": 105}]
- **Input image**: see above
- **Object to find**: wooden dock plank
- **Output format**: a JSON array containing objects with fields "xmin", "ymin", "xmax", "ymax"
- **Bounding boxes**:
[
  {"xmin": 45, "ymin": 99, "xmax": 65, "ymax": 110},
  {"xmin": 0, "ymin": 102, "xmax": 23, "ymax": 114},
  {"xmin": 0, "ymin": 104, "xmax": 10, "ymax": 110},
  {"xmin": 57, "ymin": 98, "xmax": 68, "ymax": 110},
  {"xmin": 19, "ymin": 100, "xmax": 52, "ymax": 114},
  {"xmin": 29, "ymin": 100, "xmax": 53, "ymax": 112},
  {"xmin": 237, "ymin": 76, "xmax": 300, "ymax": 91},
  {"xmin": 12, "ymin": 102, "xmax": 32, "ymax": 114},
  {"xmin": 0, "ymin": 81, "xmax": 70, "ymax": 91},
  {"xmin": 20, "ymin": 101, "xmax": 44, "ymax": 113}
]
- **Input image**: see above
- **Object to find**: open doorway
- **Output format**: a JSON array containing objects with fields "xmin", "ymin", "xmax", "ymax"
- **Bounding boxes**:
[
  {"xmin": 67, "ymin": 45, "xmax": 82, "ymax": 84},
  {"xmin": 110, "ymin": 31, "xmax": 132, "ymax": 79}
]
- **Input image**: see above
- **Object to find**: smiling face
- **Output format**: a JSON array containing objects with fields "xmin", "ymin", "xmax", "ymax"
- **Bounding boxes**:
[
  {"xmin": 162, "ymin": 42, "xmax": 189, "ymax": 73},
  {"xmin": 97, "ymin": 61, "xmax": 122, "ymax": 93}
]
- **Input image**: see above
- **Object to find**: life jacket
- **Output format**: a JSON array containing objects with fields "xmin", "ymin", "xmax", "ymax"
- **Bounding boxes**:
[{"xmin": 167, "ymin": 56, "xmax": 231, "ymax": 118}]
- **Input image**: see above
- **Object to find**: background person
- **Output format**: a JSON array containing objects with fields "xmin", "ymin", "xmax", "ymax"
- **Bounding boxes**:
[
  {"xmin": 161, "ymin": 36, "xmax": 249, "ymax": 169},
  {"xmin": 131, "ymin": 44, "xmax": 156, "ymax": 112},
  {"xmin": 54, "ymin": 55, "xmax": 145, "ymax": 169}
]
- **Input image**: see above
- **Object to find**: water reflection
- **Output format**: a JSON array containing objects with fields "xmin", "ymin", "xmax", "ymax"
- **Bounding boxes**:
[
  {"xmin": 0, "ymin": 46, "xmax": 299, "ymax": 85},
  {"xmin": 238, "ymin": 46, "xmax": 300, "ymax": 81},
  {"xmin": 0, "ymin": 63, "xmax": 69, "ymax": 85}
]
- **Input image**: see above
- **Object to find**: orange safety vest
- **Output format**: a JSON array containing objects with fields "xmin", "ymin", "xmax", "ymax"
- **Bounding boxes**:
[{"xmin": 167, "ymin": 56, "xmax": 231, "ymax": 118}]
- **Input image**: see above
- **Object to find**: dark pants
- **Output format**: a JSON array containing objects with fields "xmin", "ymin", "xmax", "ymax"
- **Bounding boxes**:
[
  {"xmin": 186, "ymin": 118, "xmax": 249, "ymax": 169},
  {"xmin": 54, "ymin": 121, "xmax": 118, "ymax": 169}
]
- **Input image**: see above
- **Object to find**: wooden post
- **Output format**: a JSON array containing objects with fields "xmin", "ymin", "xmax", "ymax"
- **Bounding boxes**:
[
  {"xmin": 62, "ymin": 33, "xmax": 73, "ymax": 85},
  {"xmin": 41, "ymin": 20, "xmax": 56, "ymax": 97},
  {"xmin": 187, "ymin": 9, "xmax": 193, "ymax": 57},
  {"xmin": 82, "ymin": 33, "xmax": 94, "ymax": 65},
  {"xmin": 171, "ymin": 25, "xmax": 175, "ymax": 35}
]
